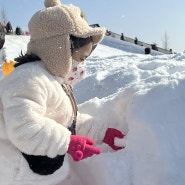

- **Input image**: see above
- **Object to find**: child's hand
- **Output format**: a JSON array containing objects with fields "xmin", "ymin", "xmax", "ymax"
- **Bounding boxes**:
[
  {"xmin": 103, "ymin": 128, "xmax": 125, "ymax": 150},
  {"xmin": 67, "ymin": 135, "xmax": 101, "ymax": 161}
]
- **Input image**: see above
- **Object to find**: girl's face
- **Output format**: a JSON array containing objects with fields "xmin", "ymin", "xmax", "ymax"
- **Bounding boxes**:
[{"xmin": 72, "ymin": 42, "xmax": 93, "ymax": 63}]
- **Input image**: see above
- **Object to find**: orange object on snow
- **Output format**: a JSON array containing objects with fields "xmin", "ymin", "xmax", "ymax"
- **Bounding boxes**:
[{"xmin": 2, "ymin": 60, "xmax": 16, "ymax": 77}]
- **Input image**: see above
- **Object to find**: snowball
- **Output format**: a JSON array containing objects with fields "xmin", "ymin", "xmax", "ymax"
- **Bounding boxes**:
[{"xmin": 114, "ymin": 137, "xmax": 126, "ymax": 147}]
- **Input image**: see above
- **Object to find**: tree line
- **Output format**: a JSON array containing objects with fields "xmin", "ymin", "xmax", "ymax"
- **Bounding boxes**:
[{"xmin": 0, "ymin": 6, "xmax": 29, "ymax": 36}]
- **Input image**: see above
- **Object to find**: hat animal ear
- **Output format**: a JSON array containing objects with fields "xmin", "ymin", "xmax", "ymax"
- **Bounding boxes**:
[{"xmin": 44, "ymin": 0, "xmax": 61, "ymax": 8}]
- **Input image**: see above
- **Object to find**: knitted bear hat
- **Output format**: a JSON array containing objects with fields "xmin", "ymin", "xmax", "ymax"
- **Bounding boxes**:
[{"xmin": 27, "ymin": 0, "xmax": 106, "ymax": 77}]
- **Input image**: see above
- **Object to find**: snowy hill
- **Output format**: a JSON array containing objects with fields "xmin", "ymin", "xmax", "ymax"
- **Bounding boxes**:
[{"xmin": 3, "ymin": 35, "xmax": 185, "ymax": 185}]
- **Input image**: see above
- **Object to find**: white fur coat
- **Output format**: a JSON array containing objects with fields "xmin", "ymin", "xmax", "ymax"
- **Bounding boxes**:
[{"xmin": 0, "ymin": 61, "xmax": 106, "ymax": 185}]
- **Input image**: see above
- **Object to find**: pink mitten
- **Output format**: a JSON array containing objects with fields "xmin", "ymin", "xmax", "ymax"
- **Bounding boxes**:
[
  {"xmin": 103, "ymin": 128, "xmax": 125, "ymax": 150},
  {"xmin": 67, "ymin": 135, "xmax": 101, "ymax": 161}
]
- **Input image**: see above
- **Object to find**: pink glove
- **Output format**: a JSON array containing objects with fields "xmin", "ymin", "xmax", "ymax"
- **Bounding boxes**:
[
  {"xmin": 67, "ymin": 135, "xmax": 101, "ymax": 162},
  {"xmin": 103, "ymin": 128, "xmax": 125, "ymax": 150}
]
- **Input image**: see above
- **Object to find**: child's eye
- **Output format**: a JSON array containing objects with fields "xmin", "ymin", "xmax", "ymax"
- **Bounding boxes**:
[
  {"xmin": 80, "ymin": 58, "xmax": 85, "ymax": 62},
  {"xmin": 80, "ymin": 55, "xmax": 88, "ymax": 62}
]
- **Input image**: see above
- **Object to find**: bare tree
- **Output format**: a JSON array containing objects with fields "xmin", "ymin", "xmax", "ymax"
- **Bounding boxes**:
[
  {"xmin": 0, "ymin": 6, "xmax": 8, "ymax": 25},
  {"xmin": 162, "ymin": 32, "xmax": 169, "ymax": 50}
]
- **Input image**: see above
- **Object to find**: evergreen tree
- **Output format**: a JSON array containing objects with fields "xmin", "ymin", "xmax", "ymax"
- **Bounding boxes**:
[
  {"xmin": 5, "ymin": 21, "xmax": 13, "ymax": 34},
  {"xmin": 145, "ymin": 47, "xmax": 151, "ymax": 54},
  {"xmin": 120, "ymin": 33, "xmax": 124, "ymax": 41},
  {"xmin": 15, "ymin": 26, "xmax": 22, "ymax": 35}
]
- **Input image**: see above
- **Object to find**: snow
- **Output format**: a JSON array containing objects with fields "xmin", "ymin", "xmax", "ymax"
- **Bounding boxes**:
[{"xmin": 3, "ymin": 35, "xmax": 185, "ymax": 185}]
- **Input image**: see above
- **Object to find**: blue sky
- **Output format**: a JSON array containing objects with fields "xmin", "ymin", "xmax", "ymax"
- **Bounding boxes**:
[{"xmin": 0, "ymin": 0, "xmax": 185, "ymax": 52}]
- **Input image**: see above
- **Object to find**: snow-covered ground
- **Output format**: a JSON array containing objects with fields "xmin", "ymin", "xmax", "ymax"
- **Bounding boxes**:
[{"xmin": 3, "ymin": 35, "xmax": 185, "ymax": 185}]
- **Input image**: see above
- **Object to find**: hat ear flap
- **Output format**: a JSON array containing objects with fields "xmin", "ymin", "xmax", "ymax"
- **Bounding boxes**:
[
  {"xmin": 27, "ymin": 34, "xmax": 72, "ymax": 77},
  {"xmin": 44, "ymin": 0, "xmax": 61, "ymax": 8}
]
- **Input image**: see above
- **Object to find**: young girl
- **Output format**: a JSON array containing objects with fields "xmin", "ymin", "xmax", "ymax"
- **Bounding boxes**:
[
  {"xmin": 0, "ymin": 0, "xmax": 125, "ymax": 184},
  {"xmin": 0, "ymin": 23, "xmax": 16, "ymax": 77}
]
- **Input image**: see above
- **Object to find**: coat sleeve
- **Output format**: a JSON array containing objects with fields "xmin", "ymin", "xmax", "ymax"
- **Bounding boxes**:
[
  {"xmin": 1, "ymin": 72, "xmax": 71, "ymax": 158},
  {"xmin": 76, "ymin": 113, "xmax": 108, "ymax": 144}
]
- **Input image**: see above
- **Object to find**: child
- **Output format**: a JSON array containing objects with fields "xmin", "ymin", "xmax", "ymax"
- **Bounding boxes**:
[
  {"xmin": 0, "ymin": 23, "xmax": 16, "ymax": 77},
  {"xmin": 0, "ymin": 0, "xmax": 125, "ymax": 184},
  {"xmin": 0, "ymin": 24, "xmax": 7, "ymax": 65}
]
